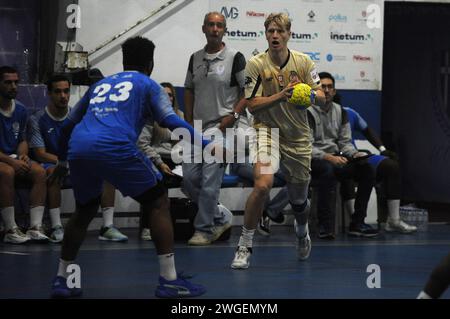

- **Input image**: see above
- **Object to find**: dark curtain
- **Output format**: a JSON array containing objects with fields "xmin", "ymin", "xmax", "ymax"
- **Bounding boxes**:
[
  {"xmin": 0, "ymin": 0, "xmax": 39, "ymax": 82},
  {"xmin": 382, "ymin": 2, "xmax": 450, "ymax": 203},
  {"xmin": 38, "ymin": 0, "xmax": 60, "ymax": 82}
]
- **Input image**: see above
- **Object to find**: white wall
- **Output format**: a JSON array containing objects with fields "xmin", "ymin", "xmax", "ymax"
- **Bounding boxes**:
[
  {"xmin": 77, "ymin": 0, "xmax": 210, "ymax": 86},
  {"xmin": 74, "ymin": 0, "xmax": 450, "ymax": 89}
]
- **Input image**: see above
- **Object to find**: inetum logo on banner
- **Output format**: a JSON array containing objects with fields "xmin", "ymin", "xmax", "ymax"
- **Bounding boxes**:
[
  {"xmin": 292, "ymin": 32, "xmax": 318, "ymax": 42},
  {"xmin": 225, "ymin": 30, "xmax": 262, "ymax": 39},
  {"xmin": 330, "ymin": 32, "xmax": 369, "ymax": 43}
]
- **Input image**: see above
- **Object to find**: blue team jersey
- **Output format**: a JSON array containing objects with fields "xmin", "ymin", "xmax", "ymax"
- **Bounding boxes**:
[
  {"xmin": 0, "ymin": 100, "xmax": 28, "ymax": 155},
  {"xmin": 29, "ymin": 108, "xmax": 68, "ymax": 156},
  {"xmin": 67, "ymin": 71, "xmax": 174, "ymax": 160},
  {"xmin": 344, "ymin": 106, "xmax": 386, "ymax": 168},
  {"xmin": 344, "ymin": 106, "xmax": 368, "ymax": 145}
]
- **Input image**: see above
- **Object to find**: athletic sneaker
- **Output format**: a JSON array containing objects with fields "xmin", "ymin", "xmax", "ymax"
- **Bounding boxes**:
[
  {"xmin": 385, "ymin": 218, "xmax": 417, "ymax": 233},
  {"xmin": 141, "ymin": 228, "xmax": 152, "ymax": 241},
  {"xmin": 231, "ymin": 246, "xmax": 252, "ymax": 269},
  {"xmin": 211, "ymin": 222, "xmax": 232, "ymax": 242},
  {"xmin": 98, "ymin": 225, "xmax": 128, "ymax": 242},
  {"xmin": 51, "ymin": 276, "xmax": 82, "ymax": 298},
  {"xmin": 295, "ymin": 220, "xmax": 311, "ymax": 261},
  {"xmin": 257, "ymin": 215, "xmax": 271, "ymax": 236},
  {"xmin": 49, "ymin": 226, "xmax": 64, "ymax": 243},
  {"xmin": 155, "ymin": 275, "xmax": 206, "ymax": 298},
  {"xmin": 26, "ymin": 226, "xmax": 49, "ymax": 242},
  {"xmin": 188, "ymin": 231, "xmax": 213, "ymax": 246},
  {"xmin": 212, "ymin": 204, "xmax": 233, "ymax": 241},
  {"xmin": 318, "ymin": 225, "xmax": 335, "ymax": 240},
  {"xmin": 3, "ymin": 227, "xmax": 30, "ymax": 244},
  {"xmin": 348, "ymin": 223, "xmax": 379, "ymax": 238}
]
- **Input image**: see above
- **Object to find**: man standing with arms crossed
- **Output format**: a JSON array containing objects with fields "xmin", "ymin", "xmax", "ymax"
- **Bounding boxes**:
[{"xmin": 231, "ymin": 13, "xmax": 325, "ymax": 269}]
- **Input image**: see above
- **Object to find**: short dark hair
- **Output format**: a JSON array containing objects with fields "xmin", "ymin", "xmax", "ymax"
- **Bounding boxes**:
[
  {"xmin": 121, "ymin": 36, "xmax": 155, "ymax": 72},
  {"xmin": 319, "ymin": 71, "xmax": 335, "ymax": 87},
  {"xmin": 46, "ymin": 74, "xmax": 71, "ymax": 91},
  {"xmin": 0, "ymin": 66, "xmax": 18, "ymax": 80}
]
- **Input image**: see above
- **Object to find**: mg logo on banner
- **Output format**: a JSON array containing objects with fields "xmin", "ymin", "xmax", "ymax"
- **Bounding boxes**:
[{"xmin": 221, "ymin": 7, "xmax": 239, "ymax": 19}]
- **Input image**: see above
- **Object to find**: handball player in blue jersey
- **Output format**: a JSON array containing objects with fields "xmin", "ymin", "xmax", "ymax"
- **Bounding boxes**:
[{"xmin": 49, "ymin": 37, "xmax": 210, "ymax": 298}]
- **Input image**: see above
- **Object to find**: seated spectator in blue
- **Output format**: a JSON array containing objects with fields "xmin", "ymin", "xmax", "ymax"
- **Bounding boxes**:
[
  {"xmin": 29, "ymin": 74, "xmax": 128, "ymax": 243},
  {"xmin": 0, "ymin": 65, "xmax": 48, "ymax": 244},
  {"xmin": 308, "ymin": 72, "xmax": 379, "ymax": 239},
  {"xmin": 344, "ymin": 106, "xmax": 416, "ymax": 233}
]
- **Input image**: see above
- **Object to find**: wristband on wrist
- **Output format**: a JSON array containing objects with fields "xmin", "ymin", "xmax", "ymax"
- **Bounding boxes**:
[
  {"xmin": 379, "ymin": 146, "xmax": 386, "ymax": 152},
  {"xmin": 310, "ymin": 90, "xmax": 316, "ymax": 105}
]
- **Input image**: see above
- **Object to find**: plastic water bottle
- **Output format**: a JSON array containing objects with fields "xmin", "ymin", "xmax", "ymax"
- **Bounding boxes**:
[{"xmin": 421, "ymin": 210, "xmax": 429, "ymax": 231}]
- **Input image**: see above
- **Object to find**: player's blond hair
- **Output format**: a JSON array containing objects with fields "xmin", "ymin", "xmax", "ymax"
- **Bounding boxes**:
[{"xmin": 264, "ymin": 13, "xmax": 291, "ymax": 31}]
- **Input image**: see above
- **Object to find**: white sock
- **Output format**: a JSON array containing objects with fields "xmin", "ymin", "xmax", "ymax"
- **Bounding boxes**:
[
  {"xmin": 102, "ymin": 207, "xmax": 114, "ymax": 227},
  {"xmin": 30, "ymin": 206, "xmax": 45, "ymax": 228},
  {"xmin": 387, "ymin": 199, "xmax": 400, "ymax": 221},
  {"xmin": 158, "ymin": 253, "xmax": 177, "ymax": 281},
  {"xmin": 49, "ymin": 208, "xmax": 62, "ymax": 228},
  {"xmin": 238, "ymin": 226, "xmax": 255, "ymax": 248},
  {"xmin": 344, "ymin": 199, "xmax": 355, "ymax": 216},
  {"xmin": 57, "ymin": 259, "xmax": 74, "ymax": 278},
  {"xmin": 417, "ymin": 291, "xmax": 432, "ymax": 299},
  {"xmin": 1, "ymin": 207, "xmax": 17, "ymax": 231}
]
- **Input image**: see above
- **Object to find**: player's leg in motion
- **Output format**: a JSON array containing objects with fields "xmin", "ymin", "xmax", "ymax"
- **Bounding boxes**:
[
  {"xmin": 134, "ymin": 183, "xmax": 206, "ymax": 298},
  {"xmin": 51, "ymin": 159, "xmax": 103, "ymax": 298},
  {"xmin": 287, "ymin": 182, "xmax": 312, "ymax": 260},
  {"xmin": 51, "ymin": 196, "xmax": 100, "ymax": 298},
  {"xmin": 231, "ymin": 161, "xmax": 274, "ymax": 269},
  {"xmin": 418, "ymin": 252, "xmax": 450, "ymax": 299}
]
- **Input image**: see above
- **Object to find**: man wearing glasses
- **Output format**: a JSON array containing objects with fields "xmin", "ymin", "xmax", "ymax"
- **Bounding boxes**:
[
  {"xmin": 182, "ymin": 12, "xmax": 246, "ymax": 245},
  {"xmin": 307, "ymin": 72, "xmax": 379, "ymax": 239}
]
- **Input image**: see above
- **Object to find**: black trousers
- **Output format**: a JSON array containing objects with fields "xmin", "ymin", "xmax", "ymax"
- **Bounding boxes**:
[{"xmin": 311, "ymin": 158, "xmax": 376, "ymax": 231}]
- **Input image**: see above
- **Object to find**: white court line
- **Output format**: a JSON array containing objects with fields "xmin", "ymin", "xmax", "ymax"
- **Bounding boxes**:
[{"xmin": 0, "ymin": 251, "xmax": 30, "ymax": 256}]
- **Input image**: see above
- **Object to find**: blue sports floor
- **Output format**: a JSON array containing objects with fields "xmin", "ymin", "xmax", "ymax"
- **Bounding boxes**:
[{"xmin": 1, "ymin": 224, "xmax": 449, "ymax": 299}]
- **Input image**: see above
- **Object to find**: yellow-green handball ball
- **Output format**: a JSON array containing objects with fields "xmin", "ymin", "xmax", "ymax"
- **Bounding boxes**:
[{"xmin": 288, "ymin": 83, "xmax": 313, "ymax": 110}]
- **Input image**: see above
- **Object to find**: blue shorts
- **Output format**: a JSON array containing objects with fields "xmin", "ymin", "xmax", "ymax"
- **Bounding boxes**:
[
  {"xmin": 68, "ymin": 152, "xmax": 162, "ymax": 205},
  {"xmin": 367, "ymin": 154, "xmax": 387, "ymax": 170},
  {"xmin": 42, "ymin": 162, "xmax": 56, "ymax": 170}
]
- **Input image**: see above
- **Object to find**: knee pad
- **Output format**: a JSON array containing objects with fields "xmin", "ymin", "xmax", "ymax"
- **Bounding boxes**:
[{"xmin": 290, "ymin": 199, "xmax": 309, "ymax": 213}]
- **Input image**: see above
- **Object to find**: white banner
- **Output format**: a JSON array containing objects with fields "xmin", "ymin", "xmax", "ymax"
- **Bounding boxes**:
[{"xmin": 209, "ymin": 0, "xmax": 384, "ymax": 90}]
